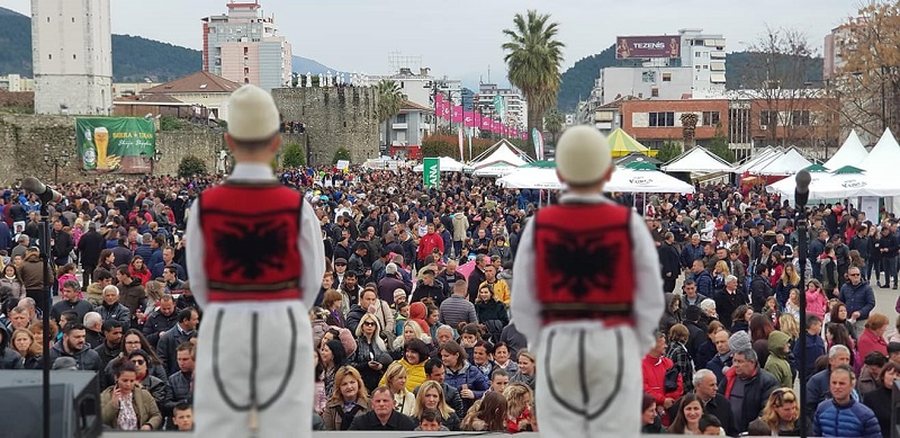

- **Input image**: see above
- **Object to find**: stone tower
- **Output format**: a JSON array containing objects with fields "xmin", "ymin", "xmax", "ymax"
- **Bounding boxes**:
[{"xmin": 32, "ymin": 0, "xmax": 113, "ymax": 115}]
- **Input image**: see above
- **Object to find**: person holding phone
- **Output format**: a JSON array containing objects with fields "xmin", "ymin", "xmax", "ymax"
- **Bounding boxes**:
[{"xmin": 100, "ymin": 362, "xmax": 163, "ymax": 430}]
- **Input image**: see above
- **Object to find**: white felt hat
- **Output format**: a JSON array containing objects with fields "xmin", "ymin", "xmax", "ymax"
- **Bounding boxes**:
[
  {"xmin": 226, "ymin": 85, "xmax": 280, "ymax": 141},
  {"xmin": 555, "ymin": 125, "xmax": 612, "ymax": 185}
]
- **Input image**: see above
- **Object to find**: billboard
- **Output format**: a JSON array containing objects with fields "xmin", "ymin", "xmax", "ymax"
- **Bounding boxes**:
[
  {"xmin": 616, "ymin": 35, "xmax": 681, "ymax": 59},
  {"xmin": 76, "ymin": 118, "xmax": 156, "ymax": 174}
]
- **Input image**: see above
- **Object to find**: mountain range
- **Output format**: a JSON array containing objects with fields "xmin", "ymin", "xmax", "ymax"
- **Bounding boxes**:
[
  {"xmin": 0, "ymin": 6, "xmax": 341, "ymax": 83},
  {"xmin": 557, "ymin": 45, "xmax": 824, "ymax": 112}
]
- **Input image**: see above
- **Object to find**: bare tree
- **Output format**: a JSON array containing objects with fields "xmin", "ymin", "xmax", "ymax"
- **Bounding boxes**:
[
  {"xmin": 741, "ymin": 26, "xmax": 821, "ymax": 147},
  {"xmin": 829, "ymin": 1, "xmax": 900, "ymax": 140}
]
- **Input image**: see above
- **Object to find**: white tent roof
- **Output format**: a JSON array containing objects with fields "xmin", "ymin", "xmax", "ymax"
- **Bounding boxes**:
[
  {"xmin": 766, "ymin": 169, "xmax": 872, "ymax": 200},
  {"xmin": 824, "ymin": 130, "xmax": 868, "ymax": 170},
  {"xmin": 496, "ymin": 167, "xmax": 562, "ymax": 189},
  {"xmin": 469, "ymin": 139, "xmax": 532, "ymax": 169},
  {"xmin": 412, "ymin": 156, "xmax": 465, "ymax": 173},
  {"xmin": 752, "ymin": 147, "xmax": 813, "ymax": 176},
  {"xmin": 497, "ymin": 166, "xmax": 696, "ymax": 193},
  {"xmin": 861, "ymin": 128, "xmax": 900, "ymax": 176},
  {"xmin": 471, "ymin": 163, "xmax": 520, "ymax": 178},
  {"xmin": 607, "ymin": 168, "xmax": 695, "ymax": 193},
  {"xmin": 733, "ymin": 147, "xmax": 778, "ymax": 174},
  {"xmin": 661, "ymin": 146, "xmax": 734, "ymax": 173}
]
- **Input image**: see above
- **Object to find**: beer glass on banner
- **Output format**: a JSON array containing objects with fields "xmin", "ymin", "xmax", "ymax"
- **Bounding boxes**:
[{"xmin": 94, "ymin": 127, "xmax": 109, "ymax": 169}]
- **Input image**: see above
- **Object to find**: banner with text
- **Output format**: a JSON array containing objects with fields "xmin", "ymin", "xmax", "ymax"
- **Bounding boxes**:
[
  {"xmin": 76, "ymin": 117, "xmax": 156, "ymax": 174},
  {"xmin": 615, "ymin": 35, "xmax": 681, "ymax": 59},
  {"xmin": 423, "ymin": 157, "xmax": 440, "ymax": 187}
]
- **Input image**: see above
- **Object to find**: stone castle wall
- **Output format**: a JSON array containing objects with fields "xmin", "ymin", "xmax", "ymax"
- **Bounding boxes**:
[
  {"xmin": 272, "ymin": 86, "xmax": 380, "ymax": 165},
  {"xmin": 0, "ymin": 87, "xmax": 378, "ymax": 185}
]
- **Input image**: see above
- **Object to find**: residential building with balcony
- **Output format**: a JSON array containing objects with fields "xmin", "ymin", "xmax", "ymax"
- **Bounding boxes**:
[
  {"xmin": 201, "ymin": 0, "xmax": 292, "ymax": 91},
  {"xmin": 384, "ymin": 100, "xmax": 434, "ymax": 160},
  {"xmin": 474, "ymin": 83, "xmax": 528, "ymax": 130}
]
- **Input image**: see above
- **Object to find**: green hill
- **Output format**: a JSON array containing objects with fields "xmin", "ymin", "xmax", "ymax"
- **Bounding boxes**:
[
  {"xmin": 0, "ymin": 6, "xmax": 200, "ymax": 82},
  {"xmin": 556, "ymin": 47, "xmax": 823, "ymax": 113}
]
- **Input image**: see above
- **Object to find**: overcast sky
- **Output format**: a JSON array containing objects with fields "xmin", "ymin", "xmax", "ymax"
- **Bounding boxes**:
[{"xmin": 5, "ymin": 0, "xmax": 855, "ymax": 87}]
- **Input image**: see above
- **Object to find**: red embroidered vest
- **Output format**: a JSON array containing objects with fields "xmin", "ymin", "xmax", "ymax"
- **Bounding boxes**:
[
  {"xmin": 534, "ymin": 203, "xmax": 636, "ymax": 326},
  {"xmin": 199, "ymin": 182, "xmax": 304, "ymax": 302}
]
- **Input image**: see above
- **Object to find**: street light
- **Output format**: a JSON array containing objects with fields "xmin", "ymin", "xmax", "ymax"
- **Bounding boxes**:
[{"xmin": 43, "ymin": 143, "xmax": 70, "ymax": 184}]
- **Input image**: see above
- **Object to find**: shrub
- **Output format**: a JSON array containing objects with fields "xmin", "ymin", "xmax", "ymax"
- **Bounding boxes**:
[
  {"xmin": 282, "ymin": 142, "xmax": 305, "ymax": 168},
  {"xmin": 178, "ymin": 155, "xmax": 207, "ymax": 177},
  {"xmin": 332, "ymin": 147, "xmax": 351, "ymax": 164}
]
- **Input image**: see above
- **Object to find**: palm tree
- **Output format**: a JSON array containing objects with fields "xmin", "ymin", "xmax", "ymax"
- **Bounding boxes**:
[
  {"xmin": 680, "ymin": 113, "xmax": 698, "ymax": 151},
  {"xmin": 502, "ymin": 10, "xmax": 565, "ymax": 151},
  {"xmin": 543, "ymin": 108, "xmax": 565, "ymax": 144},
  {"xmin": 376, "ymin": 80, "xmax": 406, "ymax": 150}
]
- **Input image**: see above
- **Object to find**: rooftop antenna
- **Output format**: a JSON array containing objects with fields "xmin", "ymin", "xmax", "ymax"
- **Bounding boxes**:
[{"xmin": 487, "ymin": 65, "xmax": 491, "ymax": 84}]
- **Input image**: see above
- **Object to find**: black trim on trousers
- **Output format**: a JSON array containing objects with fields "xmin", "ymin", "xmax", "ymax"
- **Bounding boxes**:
[
  {"xmin": 211, "ymin": 307, "xmax": 298, "ymax": 412},
  {"xmin": 544, "ymin": 327, "xmax": 625, "ymax": 420}
]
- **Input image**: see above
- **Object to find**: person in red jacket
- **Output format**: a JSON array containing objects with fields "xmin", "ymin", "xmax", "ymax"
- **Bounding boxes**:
[
  {"xmin": 642, "ymin": 331, "xmax": 683, "ymax": 426},
  {"xmin": 416, "ymin": 223, "xmax": 444, "ymax": 266}
]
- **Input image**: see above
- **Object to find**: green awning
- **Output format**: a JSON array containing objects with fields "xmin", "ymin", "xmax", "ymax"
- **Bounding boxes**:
[
  {"xmin": 804, "ymin": 164, "xmax": 828, "ymax": 173},
  {"xmin": 624, "ymin": 161, "xmax": 658, "ymax": 171},
  {"xmin": 832, "ymin": 165, "xmax": 865, "ymax": 174},
  {"xmin": 524, "ymin": 160, "xmax": 556, "ymax": 168}
]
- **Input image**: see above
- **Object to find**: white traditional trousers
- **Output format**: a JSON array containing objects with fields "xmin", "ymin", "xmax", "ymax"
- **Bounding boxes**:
[
  {"xmin": 535, "ymin": 322, "xmax": 642, "ymax": 438},
  {"xmin": 195, "ymin": 300, "xmax": 313, "ymax": 437}
]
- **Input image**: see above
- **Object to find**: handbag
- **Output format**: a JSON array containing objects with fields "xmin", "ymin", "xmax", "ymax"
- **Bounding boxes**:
[{"xmin": 664, "ymin": 365, "xmax": 680, "ymax": 392}]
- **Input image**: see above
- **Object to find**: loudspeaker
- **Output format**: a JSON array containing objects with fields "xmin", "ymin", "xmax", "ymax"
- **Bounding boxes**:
[{"xmin": 0, "ymin": 370, "xmax": 101, "ymax": 438}]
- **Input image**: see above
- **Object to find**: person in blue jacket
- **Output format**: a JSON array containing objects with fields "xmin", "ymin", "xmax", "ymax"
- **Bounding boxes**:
[
  {"xmin": 813, "ymin": 364, "xmax": 881, "ymax": 438},
  {"xmin": 439, "ymin": 340, "xmax": 489, "ymax": 413}
]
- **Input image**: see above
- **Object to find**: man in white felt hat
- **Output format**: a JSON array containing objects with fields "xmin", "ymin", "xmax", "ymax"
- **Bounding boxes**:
[
  {"xmin": 510, "ymin": 125, "xmax": 664, "ymax": 437},
  {"xmin": 186, "ymin": 84, "xmax": 324, "ymax": 437}
]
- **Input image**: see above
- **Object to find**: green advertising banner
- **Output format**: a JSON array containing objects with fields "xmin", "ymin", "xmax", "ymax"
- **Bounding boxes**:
[
  {"xmin": 76, "ymin": 117, "xmax": 156, "ymax": 174},
  {"xmin": 423, "ymin": 157, "xmax": 440, "ymax": 187}
]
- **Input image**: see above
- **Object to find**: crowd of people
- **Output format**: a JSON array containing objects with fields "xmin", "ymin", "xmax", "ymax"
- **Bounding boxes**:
[{"xmin": 0, "ymin": 163, "xmax": 897, "ymax": 436}]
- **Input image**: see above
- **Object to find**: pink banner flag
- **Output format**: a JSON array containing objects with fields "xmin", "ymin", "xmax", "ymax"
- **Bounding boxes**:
[
  {"xmin": 451, "ymin": 106, "xmax": 463, "ymax": 123},
  {"xmin": 492, "ymin": 119, "xmax": 500, "ymax": 133},
  {"xmin": 480, "ymin": 115, "xmax": 491, "ymax": 131},
  {"xmin": 463, "ymin": 111, "xmax": 474, "ymax": 128},
  {"xmin": 434, "ymin": 94, "xmax": 446, "ymax": 120}
]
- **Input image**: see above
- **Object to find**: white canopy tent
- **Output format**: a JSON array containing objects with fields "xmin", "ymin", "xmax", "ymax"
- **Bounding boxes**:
[
  {"xmin": 751, "ymin": 147, "xmax": 813, "ymax": 176},
  {"xmin": 767, "ymin": 168, "xmax": 874, "ymax": 200},
  {"xmin": 661, "ymin": 146, "xmax": 734, "ymax": 173},
  {"xmin": 861, "ymin": 128, "xmax": 900, "ymax": 177},
  {"xmin": 733, "ymin": 147, "xmax": 779, "ymax": 174},
  {"xmin": 468, "ymin": 139, "xmax": 532, "ymax": 169},
  {"xmin": 497, "ymin": 166, "xmax": 695, "ymax": 193},
  {"xmin": 471, "ymin": 163, "xmax": 521, "ymax": 178},
  {"xmin": 412, "ymin": 156, "xmax": 466, "ymax": 173},
  {"xmin": 824, "ymin": 130, "xmax": 869, "ymax": 170}
]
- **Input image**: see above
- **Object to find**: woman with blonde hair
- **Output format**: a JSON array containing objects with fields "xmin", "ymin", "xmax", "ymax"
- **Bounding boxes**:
[
  {"xmin": 11, "ymin": 328, "xmax": 41, "ymax": 369},
  {"xmin": 350, "ymin": 313, "xmax": 392, "ymax": 391},
  {"xmin": 391, "ymin": 319, "xmax": 431, "ymax": 355},
  {"xmin": 775, "ymin": 263, "xmax": 801, "ymax": 309},
  {"xmin": 778, "ymin": 313, "xmax": 800, "ymax": 341},
  {"xmin": 383, "ymin": 361, "xmax": 416, "ymax": 415},
  {"xmin": 503, "ymin": 382, "xmax": 536, "ymax": 432},
  {"xmin": 747, "ymin": 388, "xmax": 801, "ymax": 435},
  {"xmin": 412, "ymin": 380, "xmax": 460, "ymax": 431},
  {"xmin": 713, "ymin": 260, "xmax": 731, "ymax": 292},
  {"xmin": 509, "ymin": 349, "xmax": 536, "ymax": 391},
  {"xmin": 321, "ymin": 366, "xmax": 370, "ymax": 431}
]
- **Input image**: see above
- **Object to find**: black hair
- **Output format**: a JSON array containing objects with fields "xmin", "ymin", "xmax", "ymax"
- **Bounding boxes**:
[
  {"xmin": 420, "ymin": 408, "xmax": 443, "ymax": 424},
  {"xmin": 424, "ymin": 357, "xmax": 444, "ymax": 375},
  {"xmin": 63, "ymin": 322, "xmax": 85, "ymax": 335},
  {"xmin": 94, "ymin": 268, "xmax": 113, "ymax": 282},
  {"xmin": 102, "ymin": 319, "xmax": 123, "ymax": 333},
  {"xmin": 178, "ymin": 307, "xmax": 196, "ymax": 323}
]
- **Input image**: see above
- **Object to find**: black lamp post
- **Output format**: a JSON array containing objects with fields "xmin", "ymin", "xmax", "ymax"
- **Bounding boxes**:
[{"xmin": 43, "ymin": 143, "xmax": 70, "ymax": 184}]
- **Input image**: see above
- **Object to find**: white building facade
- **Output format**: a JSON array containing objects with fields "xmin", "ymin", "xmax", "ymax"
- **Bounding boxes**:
[
  {"xmin": 202, "ymin": 1, "xmax": 292, "ymax": 91},
  {"xmin": 31, "ymin": 0, "xmax": 113, "ymax": 115},
  {"xmin": 474, "ymin": 83, "xmax": 528, "ymax": 130},
  {"xmin": 592, "ymin": 29, "xmax": 726, "ymax": 107},
  {"xmin": 0, "ymin": 74, "xmax": 35, "ymax": 92}
]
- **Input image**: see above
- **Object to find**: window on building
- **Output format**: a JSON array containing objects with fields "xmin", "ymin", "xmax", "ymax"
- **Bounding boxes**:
[
  {"xmin": 695, "ymin": 51, "xmax": 701, "ymax": 58},
  {"xmin": 244, "ymin": 67, "xmax": 249, "ymax": 75},
  {"xmin": 651, "ymin": 88, "xmax": 659, "ymax": 97},
  {"xmin": 244, "ymin": 78, "xmax": 250, "ymax": 84},
  {"xmin": 703, "ymin": 65, "xmax": 709, "ymax": 69},
  {"xmin": 649, "ymin": 112, "xmax": 675, "ymax": 127},
  {"xmin": 702, "ymin": 111, "xmax": 720, "ymax": 126},
  {"xmin": 396, "ymin": 113, "xmax": 407, "ymax": 123},
  {"xmin": 642, "ymin": 71, "xmax": 656, "ymax": 83},
  {"xmin": 760, "ymin": 110, "xmax": 778, "ymax": 127},
  {"xmin": 791, "ymin": 110, "xmax": 811, "ymax": 126},
  {"xmin": 71, "ymin": 17, "xmax": 75, "ymax": 23},
  {"xmin": 73, "ymin": 54, "xmax": 76, "ymax": 60},
  {"xmin": 48, "ymin": 54, "xmax": 52, "ymax": 60},
  {"xmin": 243, "ymin": 47, "xmax": 249, "ymax": 55},
  {"xmin": 662, "ymin": 73, "xmax": 672, "ymax": 82}
]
